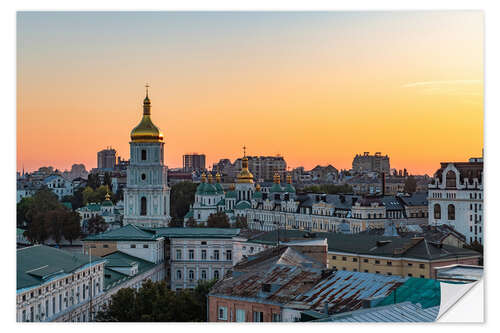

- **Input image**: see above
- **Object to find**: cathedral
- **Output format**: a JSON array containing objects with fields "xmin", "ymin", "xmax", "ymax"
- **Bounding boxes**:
[
  {"xmin": 184, "ymin": 149, "xmax": 296, "ymax": 225},
  {"xmin": 123, "ymin": 88, "xmax": 171, "ymax": 227}
]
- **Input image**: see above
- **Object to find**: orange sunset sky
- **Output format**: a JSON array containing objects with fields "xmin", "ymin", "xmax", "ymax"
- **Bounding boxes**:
[{"xmin": 16, "ymin": 11, "xmax": 483, "ymax": 175}]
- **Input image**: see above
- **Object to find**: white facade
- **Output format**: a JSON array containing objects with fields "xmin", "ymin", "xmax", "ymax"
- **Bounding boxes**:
[
  {"xmin": 116, "ymin": 239, "xmax": 165, "ymax": 264},
  {"xmin": 428, "ymin": 161, "xmax": 483, "ymax": 244},
  {"xmin": 17, "ymin": 259, "xmax": 105, "ymax": 323},
  {"xmin": 124, "ymin": 95, "xmax": 171, "ymax": 228},
  {"xmin": 43, "ymin": 175, "xmax": 74, "ymax": 200},
  {"xmin": 169, "ymin": 237, "xmax": 235, "ymax": 290}
]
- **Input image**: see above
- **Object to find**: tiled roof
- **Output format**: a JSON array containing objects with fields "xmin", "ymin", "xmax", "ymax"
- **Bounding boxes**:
[{"xmin": 17, "ymin": 245, "xmax": 104, "ymax": 290}]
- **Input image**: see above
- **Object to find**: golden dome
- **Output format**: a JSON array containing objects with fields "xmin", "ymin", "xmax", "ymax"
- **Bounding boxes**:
[
  {"xmin": 255, "ymin": 183, "xmax": 261, "ymax": 191},
  {"xmin": 201, "ymin": 172, "xmax": 207, "ymax": 183},
  {"xmin": 273, "ymin": 171, "xmax": 281, "ymax": 184},
  {"xmin": 216, "ymin": 172, "xmax": 221, "ymax": 183},
  {"xmin": 207, "ymin": 173, "xmax": 213, "ymax": 184},
  {"xmin": 287, "ymin": 173, "xmax": 292, "ymax": 184},
  {"xmin": 130, "ymin": 89, "xmax": 164, "ymax": 143},
  {"xmin": 236, "ymin": 156, "xmax": 254, "ymax": 183}
]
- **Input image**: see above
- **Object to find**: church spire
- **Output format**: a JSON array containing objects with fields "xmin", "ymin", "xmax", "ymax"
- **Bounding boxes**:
[{"xmin": 143, "ymin": 83, "xmax": 151, "ymax": 115}]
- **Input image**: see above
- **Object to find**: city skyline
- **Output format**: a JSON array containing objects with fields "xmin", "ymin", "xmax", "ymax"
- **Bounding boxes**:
[{"xmin": 17, "ymin": 11, "xmax": 483, "ymax": 174}]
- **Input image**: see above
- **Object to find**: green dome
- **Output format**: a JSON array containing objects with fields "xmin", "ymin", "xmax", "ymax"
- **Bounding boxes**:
[
  {"xmin": 205, "ymin": 183, "xmax": 217, "ymax": 195},
  {"xmin": 196, "ymin": 182, "xmax": 206, "ymax": 194},
  {"xmin": 225, "ymin": 191, "xmax": 236, "ymax": 199},
  {"xmin": 215, "ymin": 183, "xmax": 224, "ymax": 194},
  {"xmin": 253, "ymin": 191, "xmax": 263, "ymax": 199},
  {"xmin": 270, "ymin": 183, "xmax": 284, "ymax": 193},
  {"xmin": 285, "ymin": 183, "xmax": 296, "ymax": 193},
  {"xmin": 235, "ymin": 201, "xmax": 251, "ymax": 210}
]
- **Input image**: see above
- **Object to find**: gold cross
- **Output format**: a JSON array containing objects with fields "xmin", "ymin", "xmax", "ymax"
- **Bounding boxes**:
[{"xmin": 242, "ymin": 145, "xmax": 247, "ymax": 157}]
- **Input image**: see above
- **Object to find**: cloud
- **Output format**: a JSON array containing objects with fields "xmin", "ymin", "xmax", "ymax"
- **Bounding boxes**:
[{"xmin": 402, "ymin": 80, "xmax": 482, "ymax": 96}]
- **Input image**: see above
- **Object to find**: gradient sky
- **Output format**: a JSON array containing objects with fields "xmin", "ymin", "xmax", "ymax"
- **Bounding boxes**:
[{"xmin": 17, "ymin": 11, "xmax": 483, "ymax": 175}]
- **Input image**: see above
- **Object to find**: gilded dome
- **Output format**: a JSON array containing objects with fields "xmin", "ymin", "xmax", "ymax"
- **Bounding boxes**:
[
  {"xmin": 236, "ymin": 156, "xmax": 254, "ymax": 183},
  {"xmin": 130, "ymin": 90, "xmax": 164, "ymax": 143}
]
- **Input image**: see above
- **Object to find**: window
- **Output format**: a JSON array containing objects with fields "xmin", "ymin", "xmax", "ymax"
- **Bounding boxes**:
[
  {"xmin": 176, "ymin": 270, "xmax": 182, "ymax": 280},
  {"xmin": 407, "ymin": 263, "xmax": 413, "ymax": 267},
  {"xmin": 189, "ymin": 249, "xmax": 194, "ymax": 260},
  {"xmin": 408, "ymin": 273, "xmax": 413, "ymax": 277},
  {"xmin": 103, "ymin": 244, "xmax": 109, "ymax": 248},
  {"xmin": 446, "ymin": 171, "xmax": 456, "ymax": 188},
  {"xmin": 141, "ymin": 149, "xmax": 147, "ymax": 161},
  {"xmin": 363, "ymin": 259, "xmax": 369, "ymax": 263},
  {"xmin": 218, "ymin": 306, "xmax": 227, "ymax": 320},
  {"xmin": 140, "ymin": 197, "xmax": 147, "ymax": 216},
  {"xmin": 331, "ymin": 255, "xmax": 336, "ymax": 260},
  {"xmin": 448, "ymin": 204, "xmax": 455, "ymax": 220},
  {"xmin": 342, "ymin": 257, "xmax": 347, "ymax": 261},
  {"xmin": 201, "ymin": 270, "xmax": 207, "ymax": 280},
  {"xmin": 226, "ymin": 250, "xmax": 232, "ymax": 261},
  {"xmin": 141, "ymin": 173, "xmax": 146, "ymax": 180},
  {"xmin": 201, "ymin": 249, "xmax": 207, "ymax": 260},
  {"xmin": 22, "ymin": 295, "xmax": 26, "ymax": 301},
  {"xmin": 434, "ymin": 204, "xmax": 441, "ymax": 219},
  {"xmin": 352, "ymin": 258, "xmax": 358, "ymax": 262},
  {"xmin": 375, "ymin": 260, "xmax": 380, "ymax": 264},
  {"xmin": 375, "ymin": 271, "xmax": 380, "ymax": 274},
  {"xmin": 130, "ymin": 244, "xmax": 136, "ymax": 248},
  {"xmin": 364, "ymin": 270, "xmax": 368, "ymax": 273},
  {"xmin": 214, "ymin": 250, "xmax": 220, "ymax": 260},
  {"xmin": 22, "ymin": 310, "xmax": 26, "ymax": 322},
  {"xmin": 214, "ymin": 270, "xmax": 219, "ymax": 280},
  {"xmin": 236, "ymin": 309, "xmax": 246, "ymax": 322},
  {"xmin": 419, "ymin": 264, "xmax": 425, "ymax": 269},
  {"xmin": 143, "ymin": 244, "xmax": 149, "ymax": 248},
  {"xmin": 420, "ymin": 275, "xmax": 425, "ymax": 278},
  {"xmin": 176, "ymin": 249, "xmax": 182, "ymax": 260},
  {"xmin": 387, "ymin": 261, "xmax": 392, "ymax": 266},
  {"xmin": 188, "ymin": 270, "xmax": 194, "ymax": 280},
  {"xmin": 253, "ymin": 311, "xmax": 264, "ymax": 322},
  {"xmin": 272, "ymin": 313, "xmax": 281, "ymax": 322},
  {"xmin": 387, "ymin": 272, "xmax": 392, "ymax": 276}
]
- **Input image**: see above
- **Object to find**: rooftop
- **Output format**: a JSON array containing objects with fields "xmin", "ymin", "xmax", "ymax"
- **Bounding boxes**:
[{"xmin": 17, "ymin": 245, "xmax": 103, "ymax": 291}]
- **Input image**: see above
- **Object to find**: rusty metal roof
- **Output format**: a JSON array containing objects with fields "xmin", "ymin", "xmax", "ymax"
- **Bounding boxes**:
[
  {"xmin": 209, "ymin": 247, "xmax": 324, "ymax": 305},
  {"xmin": 288, "ymin": 271, "xmax": 408, "ymax": 315}
]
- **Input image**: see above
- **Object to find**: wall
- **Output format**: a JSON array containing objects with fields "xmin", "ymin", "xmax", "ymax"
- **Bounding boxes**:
[{"xmin": 208, "ymin": 295, "xmax": 282, "ymax": 322}]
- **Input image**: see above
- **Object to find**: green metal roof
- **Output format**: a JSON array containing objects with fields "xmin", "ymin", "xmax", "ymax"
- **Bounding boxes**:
[
  {"xmin": 217, "ymin": 198, "xmax": 225, "ymax": 206},
  {"xmin": 225, "ymin": 191, "xmax": 236, "ymax": 198},
  {"xmin": 84, "ymin": 203, "xmax": 102, "ymax": 212},
  {"xmin": 184, "ymin": 210, "xmax": 194, "ymax": 218},
  {"xmin": 253, "ymin": 191, "xmax": 263, "ymax": 198},
  {"xmin": 215, "ymin": 183, "xmax": 224, "ymax": 194},
  {"xmin": 17, "ymin": 245, "xmax": 104, "ymax": 291},
  {"xmin": 270, "ymin": 183, "xmax": 284, "ymax": 193},
  {"xmin": 285, "ymin": 183, "xmax": 296, "ymax": 193},
  {"xmin": 374, "ymin": 277, "xmax": 441, "ymax": 309},
  {"xmin": 235, "ymin": 201, "xmax": 251, "ymax": 210},
  {"xmin": 62, "ymin": 202, "xmax": 73, "ymax": 210},
  {"xmin": 83, "ymin": 224, "xmax": 159, "ymax": 242},
  {"xmin": 102, "ymin": 251, "xmax": 156, "ymax": 291},
  {"xmin": 153, "ymin": 227, "xmax": 241, "ymax": 239}
]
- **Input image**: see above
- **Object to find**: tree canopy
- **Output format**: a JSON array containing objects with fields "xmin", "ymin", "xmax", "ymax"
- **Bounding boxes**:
[
  {"xmin": 86, "ymin": 215, "xmax": 109, "ymax": 235},
  {"xmin": 170, "ymin": 181, "xmax": 198, "ymax": 224},
  {"xmin": 82, "ymin": 185, "xmax": 111, "ymax": 205},
  {"xmin": 96, "ymin": 279, "xmax": 216, "ymax": 322},
  {"xmin": 207, "ymin": 212, "xmax": 230, "ymax": 228},
  {"xmin": 302, "ymin": 184, "xmax": 353, "ymax": 194}
]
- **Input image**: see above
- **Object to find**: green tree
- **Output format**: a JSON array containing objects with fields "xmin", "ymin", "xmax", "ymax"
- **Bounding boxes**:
[
  {"xmin": 87, "ymin": 215, "xmax": 109, "ymax": 234},
  {"xmin": 103, "ymin": 172, "xmax": 112, "ymax": 188},
  {"xmin": 404, "ymin": 176, "xmax": 417, "ymax": 193},
  {"xmin": 96, "ymin": 280, "xmax": 215, "ymax": 322},
  {"xmin": 234, "ymin": 216, "xmax": 248, "ymax": 229},
  {"xmin": 62, "ymin": 211, "xmax": 81, "ymax": 244},
  {"xmin": 185, "ymin": 217, "xmax": 197, "ymax": 227},
  {"xmin": 170, "ymin": 181, "xmax": 198, "ymax": 221},
  {"xmin": 87, "ymin": 173, "xmax": 100, "ymax": 190},
  {"xmin": 206, "ymin": 212, "xmax": 230, "ymax": 228},
  {"xmin": 17, "ymin": 196, "xmax": 34, "ymax": 227}
]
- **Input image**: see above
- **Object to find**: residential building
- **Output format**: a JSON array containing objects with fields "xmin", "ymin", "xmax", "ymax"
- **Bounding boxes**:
[
  {"xmin": 97, "ymin": 147, "xmax": 117, "ymax": 170},
  {"xmin": 428, "ymin": 158, "xmax": 483, "ymax": 244},
  {"xmin": 123, "ymin": 89, "xmax": 171, "ymax": 227},
  {"xmin": 183, "ymin": 153, "xmax": 206, "ymax": 172},
  {"xmin": 17, "ymin": 245, "xmax": 106, "ymax": 322},
  {"xmin": 244, "ymin": 230, "xmax": 481, "ymax": 279},
  {"xmin": 43, "ymin": 175, "xmax": 74, "ymax": 200},
  {"xmin": 352, "ymin": 152, "xmax": 390, "ymax": 174},
  {"xmin": 208, "ymin": 246, "xmax": 325, "ymax": 322}
]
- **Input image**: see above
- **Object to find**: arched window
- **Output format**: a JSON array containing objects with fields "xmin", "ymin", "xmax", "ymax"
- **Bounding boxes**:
[
  {"xmin": 140, "ymin": 197, "xmax": 147, "ymax": 216},
  {"xmin": 434, "ymin": 204, "xmax": 441, "ymax": 219},
  {"xmin": 448, "ymin": 204, "xmax": 455, "ymax": 220},
  {"xmin": 188, "ymin": 270, "xmax": 194, "ymax": 280},
  {"xmin": 446, "ymin": 171, "xmax": 457, "ymax": 188},
  {"xmin": 141, "ymin": 149, "xmax": 147, "ymax": 161},
  {"xmin": 213, "ymin": 270, "xmax": 219, "ymax": 280},
  {"xmin": 176, "ymin": 270, "xmax": 182, "ymax": 280}
]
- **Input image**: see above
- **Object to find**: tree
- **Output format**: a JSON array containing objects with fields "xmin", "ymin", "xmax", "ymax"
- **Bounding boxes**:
[
  {"xmin": 206, "ymin": 212, "xmax": 230, "ymax": 228},
  {"xmin": 302, "ymin": 184, "xmax": 353, "ymax": 194},
  {"xmin": 185, "ymin": 217, "xmax": 197, "ymax": 227},
  {"xmin": 96, "ymin": 280, "xmax": 216, "ymax": 322},
  {"xmin": 170, "ymin": 181, "xmax": 198, "ymax": 221},
  {"xmin": 234, "ymin": 216, "xmax": 248, "ymax": 229},
  {"xmin": 61, "ymin": 187, "xmax": 84, "ymax": 210},
  {"xmin": 17, "ymin": 196, "xmax": 34, "ymax": 227},
  {"xmin": 82, "ymin": 185, "xmax": 110, "ymax": 205},
  {"xmin": 103, "ymin": 172, "xmax": 112, "ymax": 188},
  {"xmin": 87, "ymin": 215, "xmax": 109, "ymax": 234},
  {"xmin": 87, "ymin": 173, "xmax": 100, "ymax": 190},
  {"xmin": 62, "ymin": 211, "xmax": 81, "ymax": 244},
  {"xmin": 404, "ymin": 176, "xmax": 417, "ymax": 193}
]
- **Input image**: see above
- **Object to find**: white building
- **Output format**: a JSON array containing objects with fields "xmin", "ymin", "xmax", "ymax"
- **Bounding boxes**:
[
  {"xmin": 428, "ymin": 158, "xmax": 483, "ymax": 244},
  {"xmin": 43, "ymin": 175, "xmax": 74, "ymax": 200},
  {"xmin": 124, "ymin": 89, "xmax": 171, "ymax": 227},
  {"xmin": 17, "ymin": 245, "xmax": 106, "ymax": 322},
  {"xmin": 76, "ymin": 193, "xmax": 122, "ymax": 231}
]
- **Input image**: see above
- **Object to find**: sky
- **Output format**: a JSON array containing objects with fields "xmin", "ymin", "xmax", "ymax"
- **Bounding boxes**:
[{"xmin": 16, "ymin": 11, "xmax": 483, "ymax": 175}]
